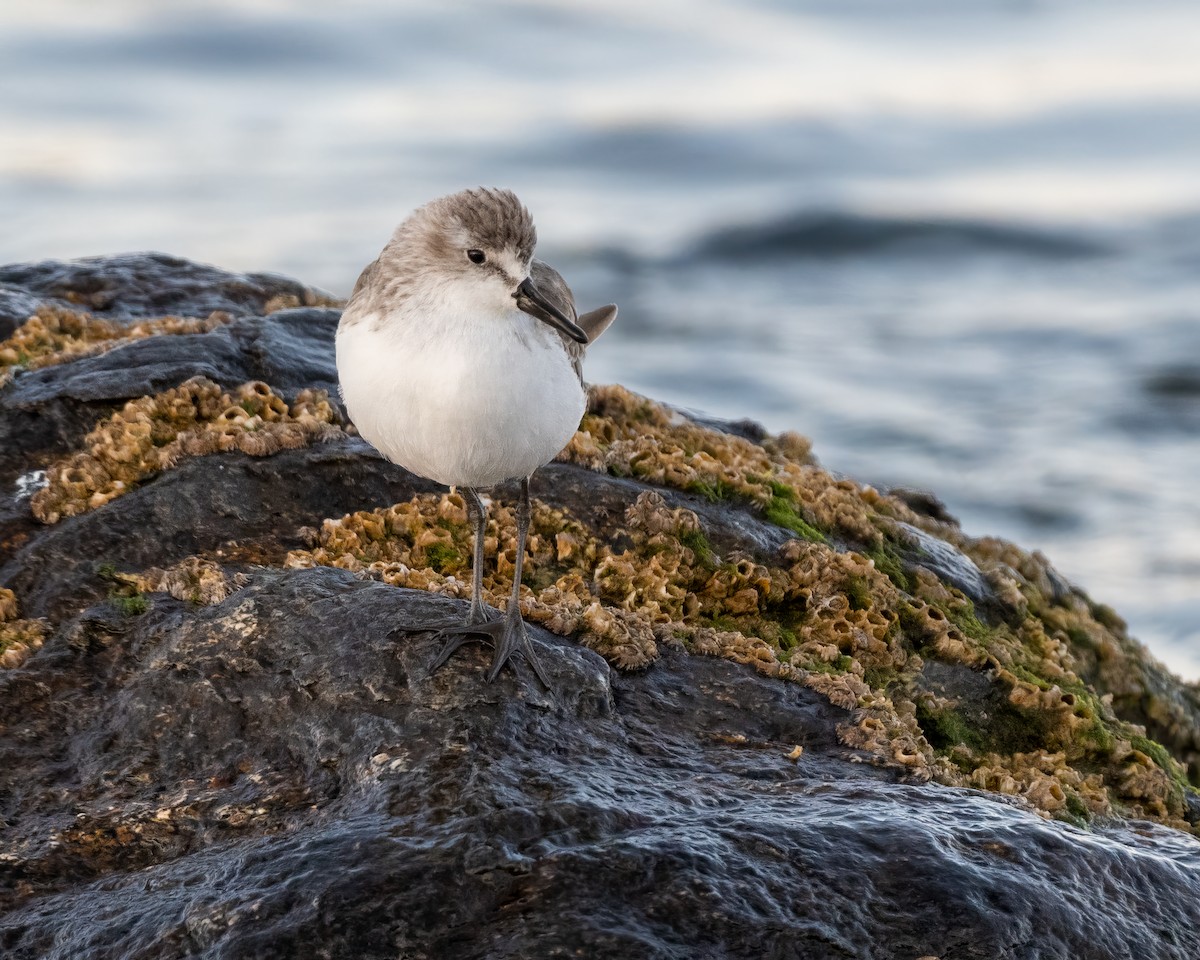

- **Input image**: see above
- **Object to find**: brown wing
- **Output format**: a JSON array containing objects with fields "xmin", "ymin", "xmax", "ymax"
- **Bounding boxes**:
[{"xmin": 338, "ymin": 258, "xmax": 383, "ymax": 330}]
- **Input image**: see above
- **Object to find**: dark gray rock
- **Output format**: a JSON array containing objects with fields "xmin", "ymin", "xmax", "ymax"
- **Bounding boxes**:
[
  {"xmin": 2, "ymin": 307, "xmax": 341, "ymax": 410},
  {"xmin": 2, "ymin": 569, "xmax": 1199, "ymax": 960},
  {"xmin": 0, "ymin": 255, "xmax": 341, "ymax": 492},
  {"xmin": 0, "ymin": 252, "xmax": 329, "ymax": 328},
  {"xmin": 895, "ymin": 521, "xmax": 992, "ymax": 606},
  {"xmin": 0, "ymin": 287, "xmax": 44, "ymax": 339},
  {"xmin": 2, "ymin": 255, "xmax": 1199, "ymax": 960}
]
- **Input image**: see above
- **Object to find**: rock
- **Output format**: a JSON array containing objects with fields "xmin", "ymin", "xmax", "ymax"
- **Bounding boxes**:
[
  {"xmin": 2, "ymin": 255, "xmax": 1199, "ymax": 959},
  {"xmin": 0, "ymin": 305, "xmax": 342, "ymax": 495},
  {"xmin": 3, "ymin": 306, "xmax": 342, "ymax": 409},
  {"xmin": 0, "ymin": 252, "xmax": 337, "ymax": 333}
]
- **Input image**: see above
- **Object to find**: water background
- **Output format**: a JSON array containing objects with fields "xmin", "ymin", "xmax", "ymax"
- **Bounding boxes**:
[{"xmin": 3, "ymin": 0, "xmax": 1198, "ymax": 677}]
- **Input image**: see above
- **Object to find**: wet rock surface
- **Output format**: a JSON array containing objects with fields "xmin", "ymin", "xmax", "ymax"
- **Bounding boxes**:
[
  {"xmin": 0, "ymin": 253, "xmax": 333, "ymax": 334},
  {"xmin": 2, "ymin": 255, "xmax": 1199, "ymax": 959}
]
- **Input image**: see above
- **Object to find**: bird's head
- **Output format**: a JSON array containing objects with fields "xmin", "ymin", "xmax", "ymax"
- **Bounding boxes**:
[{"xmin": 392, "ymin": 187, "xmax": 586, "ymax": 342}]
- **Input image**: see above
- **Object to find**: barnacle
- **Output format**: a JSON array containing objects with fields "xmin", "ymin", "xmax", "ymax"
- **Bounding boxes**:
[
  {"xmin": 964, "ymin": 751, "xmax": 1109, "ymax": 818},
  {"xmin": 0, "ymin": 305, "xmax": 234, "ymax": 385},
  {"xmin": 262, "ymin": 288, "xmax": 345, "ymax": 313},
  {"xmin": 558, "ymin": 384, "xmax": 885, "ymax": 545},
  {"xmin": 31, "ymin": 377, "xmax": 343, "ymax": 523},
  {"xmin": 135, "ymin": 556, "xmax": 247, "ymax": 606},
  {"xmin": 0, "ymin": 587, "xmax": 47, "ymax": 670}
]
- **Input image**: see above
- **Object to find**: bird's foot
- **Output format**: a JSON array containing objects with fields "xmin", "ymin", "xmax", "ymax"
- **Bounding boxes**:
[
  {"xmin": 428, "ymin": 606, "xmax": 552, "ymax": 688},
  {"xmin": 464, "ymin": 599, "xmax": 498, "ymax": 627}
]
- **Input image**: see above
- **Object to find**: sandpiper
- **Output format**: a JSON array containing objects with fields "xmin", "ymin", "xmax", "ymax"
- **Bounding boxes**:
[{"xmin": 336, "ymin": 187, "xmax": 617, "ymax": 686}]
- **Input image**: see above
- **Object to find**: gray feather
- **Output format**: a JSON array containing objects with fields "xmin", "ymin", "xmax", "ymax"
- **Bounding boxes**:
[
  {"xmin": 527, "ymin": 260, "xmax": 618, "ymax": 381},
  {"xmin": 529, "ymin": 259, "xmax": 578, "ymax": 322}
]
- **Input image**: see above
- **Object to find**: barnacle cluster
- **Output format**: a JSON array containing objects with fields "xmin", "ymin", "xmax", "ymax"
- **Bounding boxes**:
[
  {"xmin": 904, "ymin": 539, "xmax": 1200, "ymax": 826},
  {"xmin": 286, "ymin": 385, "xmax": 1200, "ymax": 832},
  {"xmin": 0, "ymin": 587, "xmax": 46, "ymax": 670},
  {"xmin": 0, "ymin": 305, "xmax": 234, "ymax": 385},
  {"xmin": 262, "ymin": 288, "xmax": 345, "ymax": 313},
  {"xmin": 31, "ymin": 377, "xmax": 342, "ymax": 523},
  {"xmin": 135, "ymin": 556, "xmax": 247, "ymax": 606},
  {"xmin": 559, "ymin": 384, "xmax": 884, "ymax": 544},
  {"xmin": 286, "ymin": 489, "xmax": 671, "ymax": 670}
]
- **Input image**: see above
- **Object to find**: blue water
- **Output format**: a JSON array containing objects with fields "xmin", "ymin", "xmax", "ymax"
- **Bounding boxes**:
[{"xmin": 2, "ymin": 0, "xmax": 1199, "ymax": 676}]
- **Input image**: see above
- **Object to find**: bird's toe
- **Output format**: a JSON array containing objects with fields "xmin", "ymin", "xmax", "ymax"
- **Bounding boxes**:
[{"xmin": 426, "ymin": 610, "xmax": 552, "ymax": 690}]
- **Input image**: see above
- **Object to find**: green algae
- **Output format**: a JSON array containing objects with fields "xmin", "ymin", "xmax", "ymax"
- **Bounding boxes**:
[
  {"xmin": 423, "ymin": 542, "xmax": 462, "ymax": 574},
  {"xmin": 684, "ymin": 477, "xmax": 737, "ymax": 502},
  {"xmin": 763, "ymin": 495, "xmax": 827, "ymax": 543},
  {"xmin": 938, "ymin": 597, "xmax": 991, "ymax": 642},
  {"xmin": 916, "ymin": 701, "xmax": 985, "ymax": 753},
  {"xmin": 99, "ymin": 562, "xmax": 150, "ymax": 616},
  {"xmin": 112, "ymin": 592, "xmax": 149, "ymax": 617},
  {"xmin": 864, "ymin": 544, "xmax": 913, "ymax": 593},
  {"xmin": 844, "ymin": 575, "xmax": 873, "ymax": 611},
  {"xmin": 679, "ymin": 528, "xmax": 716, "ymax": 570},
  {"xmin": 1130, "ymin": 735, "xmax": 1192, "ymax": 791},
  {"xmin": 805, "ymin": 658, "xmax": 846, "ymax": 677}
]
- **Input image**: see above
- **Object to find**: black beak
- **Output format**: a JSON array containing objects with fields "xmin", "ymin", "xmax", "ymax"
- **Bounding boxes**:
[{"xmin": 514, "ymin": 276, "xmax": 588, "ymax": 344}]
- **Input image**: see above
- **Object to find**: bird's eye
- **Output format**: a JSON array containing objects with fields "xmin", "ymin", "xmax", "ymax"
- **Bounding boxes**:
[{"xmin": 466, "ymin": 249, "xmax": 486, "ymax": 265}]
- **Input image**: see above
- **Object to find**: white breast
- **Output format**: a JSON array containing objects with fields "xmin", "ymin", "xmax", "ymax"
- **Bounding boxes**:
[{"xmin": 336, "ymin": 301, "xmax": 586, "ymax": 488}]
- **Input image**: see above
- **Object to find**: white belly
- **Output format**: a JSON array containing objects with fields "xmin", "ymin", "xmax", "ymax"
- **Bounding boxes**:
[{"xmin": 336, "ymin": 306, "xmax": 586, "ymax": 488}]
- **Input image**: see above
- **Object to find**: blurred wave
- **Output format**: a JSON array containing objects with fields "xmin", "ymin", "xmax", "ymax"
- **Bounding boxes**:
[{"xmin": 683, "ymin": 212, "xmax": 1111, "ymax": 261}]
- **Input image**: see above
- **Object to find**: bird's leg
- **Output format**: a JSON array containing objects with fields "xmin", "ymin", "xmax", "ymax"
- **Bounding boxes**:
[
  {"xmin": 427, "ymin": 477, "xmax": 552, "ymax": 688},
  {"xmin": 485, "ymin": 476, "xmax": 551, "ymax": 685},
  {"xmin": 428, "ymin": 486, "xmax": 493, "ymax": 669},
  {"xmin": 462, "ymin": 486, "xmax": 493, "ymax": 625}
]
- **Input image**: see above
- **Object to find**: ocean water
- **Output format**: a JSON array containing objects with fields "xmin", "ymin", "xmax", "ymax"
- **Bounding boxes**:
[{"xmin": 2, "ymin": 0, "xmax": 1198, "ymax": 677}]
